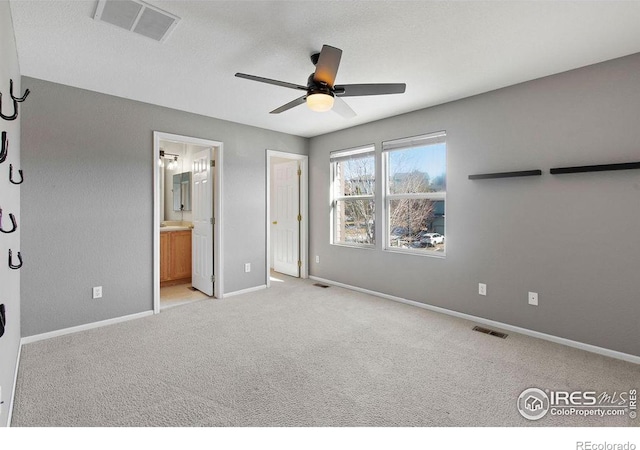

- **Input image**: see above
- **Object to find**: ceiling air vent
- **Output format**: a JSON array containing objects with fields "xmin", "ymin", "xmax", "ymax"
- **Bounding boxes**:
[{"xmin": 94, "ymin": 0, "xmax": 180, "ymax": 43}]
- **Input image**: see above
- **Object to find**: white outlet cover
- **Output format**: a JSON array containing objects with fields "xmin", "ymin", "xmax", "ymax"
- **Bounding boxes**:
[
  {"xmin": 92, "ymin": 286, "xmax": 102, "ymax": 299},
  {"xmin": 528, "ymin": 292, "xmax": 538, "ymax": 306},
  {"xmin": 478, "ymin": 283, "xmax": 487, "ymax": 296},
  {"xmin": 245, "ymin": 263, "xmax": 251, "ymax": 273},
  {"xmin": 315, "ymin": 255, "xmax": 320, "ymax": 263}
]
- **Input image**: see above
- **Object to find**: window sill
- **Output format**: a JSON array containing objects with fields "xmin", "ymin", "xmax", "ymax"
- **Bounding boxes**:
[
  {"xmin": 383, "ymin": 247, "xmax": 446, "ymax": 258},
  {"xmin": 331, "ymin": 242, "xmax": 376, "ymax": 250}
]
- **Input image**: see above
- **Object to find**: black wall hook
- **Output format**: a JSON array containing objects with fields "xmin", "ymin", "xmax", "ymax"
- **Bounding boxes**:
[
  {"xmin": 0, "ymin": 304, "xmax": 6, "ymax": 338},
  {"xmin": 0, "ymin": 79, "xmax": 30, "ymax": 121},
  {"xmin": 9, "ymin": 164, "xmax": 23, "ymax": 184},
  {"xmin": 0, "ymin": 210, "xmax": 17, "ymax": 233},
  {"xmin": 8, "ymin": 249, "xmax": 22, "ymax": 270},
  {"xmin": 0, "ymin": 131, "xmax": 7, "ymax": 164}
]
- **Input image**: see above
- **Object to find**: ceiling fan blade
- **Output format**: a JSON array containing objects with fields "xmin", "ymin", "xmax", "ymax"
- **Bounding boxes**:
[
  {"xmin": 332, "ymin": 96, "xmax": 356, "ymax": 118},
  {"xmin": 334, "ymin": 83, "xmax": 406, "ymax": 97},
  {"xmin": 313, "ymin": 45, "xmax": 342, "ymax": 87},
  {"xmin": 270, "ymin": 95, "xmax": 307, "ymax": 114},
  {"xmin": 235, "ymin": 73, "xmax": 307, "ymax": 91}
]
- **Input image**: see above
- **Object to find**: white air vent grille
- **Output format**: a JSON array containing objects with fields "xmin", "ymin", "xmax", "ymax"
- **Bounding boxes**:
[{"xmin": 94, "ymin": 0, "xmax": 180, "ymax": 43}]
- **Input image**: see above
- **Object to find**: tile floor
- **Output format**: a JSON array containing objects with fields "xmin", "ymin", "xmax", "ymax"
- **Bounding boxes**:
[{"xmin": 160, "ymin": 283, "xmax": 210, "ymax": 310}]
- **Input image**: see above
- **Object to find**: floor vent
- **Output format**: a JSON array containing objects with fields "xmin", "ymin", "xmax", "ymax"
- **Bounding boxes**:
[
  {"xmin": 313, "ymin": 283, "xmax": 330, "ymax": 288},
  {"xmin": 473, "ymin": 326, "xmax": 508, "ymax": 339},
  {"xmin": 94, "ymin": 0, "xmax": 180, "ymax": 43}
]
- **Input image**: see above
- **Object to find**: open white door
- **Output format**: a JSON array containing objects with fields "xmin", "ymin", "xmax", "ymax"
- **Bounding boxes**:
[
  {"xmin": 192, "ymin": 148, "xmax": 214, "ymax": 296},
  {"xmin": 273, "ymin": 160, "xmax": 300, "ymax": 277}
]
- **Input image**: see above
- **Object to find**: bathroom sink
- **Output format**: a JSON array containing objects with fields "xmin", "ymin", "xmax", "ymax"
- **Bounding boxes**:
[{"xmin": 160, "ymin": 225, "xmax": 192, "ymax": 232}]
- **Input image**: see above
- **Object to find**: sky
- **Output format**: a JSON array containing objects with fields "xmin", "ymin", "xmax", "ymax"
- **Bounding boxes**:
[{"xmin": 388, "ymin": 143, "xmax": 446, "ymax": 180}]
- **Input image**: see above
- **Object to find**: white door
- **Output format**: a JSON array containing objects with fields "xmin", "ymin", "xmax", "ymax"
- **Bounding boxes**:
[
  {"xmin": 273, "ymin": 160, "xmax": 300, "ymax": 277},
  {"xmin": 192, "ymin": 148, "xmax": 214, "ymax": 296}
]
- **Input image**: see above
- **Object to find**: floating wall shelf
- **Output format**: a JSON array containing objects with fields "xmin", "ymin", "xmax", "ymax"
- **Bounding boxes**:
[
  {"xmin": 550, "ymin": 162, "xmax": 640, "ymax": 175},
  {"xmin": 468, "ymin": 170, "xmax": 542, "ymax": 180}
]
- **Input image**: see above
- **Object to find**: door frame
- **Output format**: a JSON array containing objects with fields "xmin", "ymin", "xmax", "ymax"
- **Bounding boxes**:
[
  {"xmin": 266, "ymin": 150, "xmax": 309, "ymax": 287},
  {"xmin": 153, "ymin": 131, "xmax": 224, "ymax": 313}
]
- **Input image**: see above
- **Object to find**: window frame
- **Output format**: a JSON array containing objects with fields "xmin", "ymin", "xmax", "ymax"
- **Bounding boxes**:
[
  {"xmin": 382, "ymin": 131, "xmax": 447, "ymax": 257},
  {"xmin": 330, "ymin": 144, "xmax": 376, "ymax": 249}
]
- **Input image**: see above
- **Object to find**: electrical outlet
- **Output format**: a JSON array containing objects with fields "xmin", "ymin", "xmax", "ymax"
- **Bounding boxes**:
[
  {"xmin": 92, "ymin": 286, "xmax": 102, "ymax": 299},
  {"xmin": 315, "ymin": 255, "xmax": 320, "ymax": 263},
  {"xmin": 478, "ymin": 283, "xmax": 487, "ymax": 296},
  {"xmin": 528, "ymin": 292, "xmax": 538, "ymax": 306},
  {"xmin": 244, "ymin": 263, "xmax": 251, "ymax": 273}
]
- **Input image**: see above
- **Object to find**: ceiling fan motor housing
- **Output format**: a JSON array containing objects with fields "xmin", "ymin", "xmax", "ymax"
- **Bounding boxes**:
[{"xmin": 307, "ymin": 74, "xmax": 333, "ymax": 97}]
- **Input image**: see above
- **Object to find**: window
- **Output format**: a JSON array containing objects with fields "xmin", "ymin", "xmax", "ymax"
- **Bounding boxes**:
[
  {"xmin": 383, "ymin": 132, "xmax": 446, "ymax": 255},
  {"xmin": 330, "ymin": 145, "xmax": 376, "ymax": 247}
]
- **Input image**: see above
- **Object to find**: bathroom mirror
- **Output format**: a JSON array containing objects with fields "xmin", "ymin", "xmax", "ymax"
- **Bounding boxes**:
[{"xmin": 173, "ymin": 172, "xmax": 192, "ymax": 211}]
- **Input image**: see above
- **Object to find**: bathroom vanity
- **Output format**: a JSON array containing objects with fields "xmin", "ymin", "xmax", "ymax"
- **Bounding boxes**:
[{"xmin": 160, "ymin": 226, "xmax": 192, "ymax": 286}]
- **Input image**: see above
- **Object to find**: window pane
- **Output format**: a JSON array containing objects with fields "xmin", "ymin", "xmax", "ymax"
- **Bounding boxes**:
[
  {"xmin": 388, "ymin": 199, "xmax": 445, "ymax": 252},
  {"xmin": 334, "ymin": 154, "xmax": 375, "ymax": 197},
  {"xmin": 334, "ymin": 199, "xmax": 375, "ymax": 245},
  {"xmin": 387, "ymin": 143, "xmax": 446, "ymax": 194}
]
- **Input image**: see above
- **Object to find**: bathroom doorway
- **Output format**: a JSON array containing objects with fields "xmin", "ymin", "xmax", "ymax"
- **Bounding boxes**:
[{"xmin": 153, "ymin": 132, "xmax": 223, "ymax": 313}]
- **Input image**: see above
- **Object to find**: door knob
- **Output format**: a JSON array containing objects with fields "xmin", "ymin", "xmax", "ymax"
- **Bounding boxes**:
[{"xmin": 272, "ymin": 221, "xmax": 277, "ymax": 225}]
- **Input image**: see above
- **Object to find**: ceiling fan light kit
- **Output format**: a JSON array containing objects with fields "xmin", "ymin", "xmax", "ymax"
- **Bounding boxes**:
[
  {"xmin": 306, "ymin": 93, "xmax": 334, "ymax": 112},
  {"xmin": 235, "ymin": 44, "xmax": 406, "ymax": 117}
]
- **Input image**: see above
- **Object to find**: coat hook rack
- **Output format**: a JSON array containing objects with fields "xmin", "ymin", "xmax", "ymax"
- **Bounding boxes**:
[
  {"xmin": 9, "ymin": 163, "xmax": 23, "ymax": 184},
  {"xmin": 0, "ymin": 131, "xmax": 7, "ymax": 164},
  {"xmin": 0, "ymin": 208, "xmax": 17, "ymax": 234},
  {"xmin": 0, "ymin": 79, "xmax": 30, "ymax": 121},
  {"xmin": 8, "ymin": 249, "xmax": 22, "ymax": 270}
]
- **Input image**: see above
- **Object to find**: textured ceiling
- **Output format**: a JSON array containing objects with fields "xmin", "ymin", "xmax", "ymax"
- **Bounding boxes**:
[{"xmin": 10, "ymin": 0, "xmax": 640, "ymax": 138}]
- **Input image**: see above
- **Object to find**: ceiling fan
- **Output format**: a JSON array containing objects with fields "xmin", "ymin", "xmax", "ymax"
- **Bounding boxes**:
[{"xmin": 235, "ymin": 44, "xmax": 406, "ymax": 117}]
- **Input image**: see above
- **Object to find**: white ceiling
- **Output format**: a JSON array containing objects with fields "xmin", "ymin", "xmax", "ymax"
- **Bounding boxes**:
[{"xmin": 10, "ymin": 0, "xmax": 640, "ymax": 138}]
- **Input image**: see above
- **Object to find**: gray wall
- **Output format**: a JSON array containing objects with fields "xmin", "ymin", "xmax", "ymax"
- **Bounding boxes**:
[
  {"xmin": 309, "ymin": 53, "xmax": 640, "ymax": 357},
  {"xmin": 21, "ymin": 77, "xmax": 307, "ymax": 337},
  {"xmin": 0, "ymin": 1, "xmax": 21, "ymax": 426}
]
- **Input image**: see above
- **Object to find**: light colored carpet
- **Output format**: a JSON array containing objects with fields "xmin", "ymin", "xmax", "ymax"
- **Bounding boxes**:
[{"xmin": 12, "ymin": 274, "xmax": 639, "ymax": 427}]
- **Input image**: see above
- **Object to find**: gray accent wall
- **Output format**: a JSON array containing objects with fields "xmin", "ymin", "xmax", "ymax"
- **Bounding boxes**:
[
  {"xmin": 0, "ymin": 1, "xmax": 21, "ymax": 426},
  {"xmin": 309, "ymin": 53, "xmax": 640, "ymax": 357},
  {"xmin": 21, "ymin": 77, "xmax": 307, "ymax": 337}
]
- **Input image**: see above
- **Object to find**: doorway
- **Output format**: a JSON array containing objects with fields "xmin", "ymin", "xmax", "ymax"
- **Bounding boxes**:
[
  {"xmin": 153, "ymin": 132, "xmax": 224, "ymax": 313},
  {"xmin": 266, "ymin": 150, "xmax": 308, "ymax": 288}
]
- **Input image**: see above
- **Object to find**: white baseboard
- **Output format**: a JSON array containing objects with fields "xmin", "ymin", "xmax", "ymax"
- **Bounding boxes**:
[
  {"xmin": 6, "ymin": 340, "xmax": 22, "ymax": 427},
  {"xmin": 309, "ymin": 276, "xmax": 640, "ymax": 365},
  {"xmin": 223, "ymin": 284, "xmax": 267, "ymax": 298},
  {"xmin": 20, "ymin": 310, "xmax": 154, "ymax": 345}
]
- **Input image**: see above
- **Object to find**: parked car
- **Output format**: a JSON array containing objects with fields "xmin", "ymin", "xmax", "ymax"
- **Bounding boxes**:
[
  {"xmin": 402, "ymin": 241, "xmax": 426, "ymax": 249},
  {"xmin": 390, "ymin": 227, "xmax": 410, "ymax": 241},
  {"xmin": 389, "ymin": 227, "xmax": 410, "ymax": 245},
  {"xmin": 415, "ymin": 230, "xmax": 430, "ymax": 241},
  {"xmin": 420, "ymin": 233, "xmax": 444, "ymax": 246}
]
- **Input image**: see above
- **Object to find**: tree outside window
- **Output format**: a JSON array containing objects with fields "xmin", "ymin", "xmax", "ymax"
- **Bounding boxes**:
[
  {"xmin": 331, "ymin": 146, "xmax": 375, "ymax": 246},
  {"xmin": 383, "ymin": 133, "xmax": 446, "ymax": 254}
]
